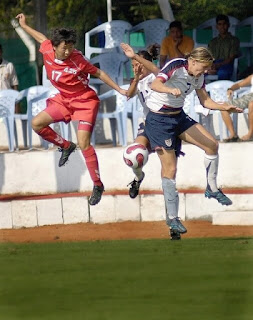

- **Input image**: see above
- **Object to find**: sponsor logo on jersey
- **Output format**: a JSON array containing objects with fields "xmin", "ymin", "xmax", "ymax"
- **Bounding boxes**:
[
  {"xmin": 64, "ymin": 67, "xmax": 77, "ymax": 74},
  {"xmin": 45, "ymin": 60, "xmax": 52, "ymax": 65},
  {"xmin": 165, "ymin": 138, "xmax": 172, "ymax": 147}
]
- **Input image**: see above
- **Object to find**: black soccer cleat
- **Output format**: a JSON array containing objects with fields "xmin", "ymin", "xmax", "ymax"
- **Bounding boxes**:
[
  {"xmin": 127, "ymin": 172, "xmax": 145, "ymax": 199},
  {"xmin": 58, "ymin": 142, "xmax": 76, "ymax": 167},
  {"xmin": 89, "ymin": 185, "xmax": 104, "ymax": 206},
  {"xmin": 170, "ymin": 229, "xmax": 181, "ymax": 240}
]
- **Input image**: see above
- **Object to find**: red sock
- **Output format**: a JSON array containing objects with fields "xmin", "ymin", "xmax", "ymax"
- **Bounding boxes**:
[
  {"xmin": 37, "ymin": 127, "xmax": 70, "ymax": 148},
  {"xmin": 82, "ymin": 146, "xmax": 103, "ymax": 186}
]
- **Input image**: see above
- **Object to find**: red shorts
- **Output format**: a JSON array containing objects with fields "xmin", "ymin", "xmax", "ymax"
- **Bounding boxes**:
[{"xmin": 45, "ymin": 90, "xmax": 100, "ymax": 126}]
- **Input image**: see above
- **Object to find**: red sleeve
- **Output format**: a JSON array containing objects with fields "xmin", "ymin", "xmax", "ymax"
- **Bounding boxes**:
[
  {"xmin": 80, "ymin": 59, "xmax": 98, "ymax": 75},
  {"xmin": 39, "ymin": 40, "xmax": 52, "ymax": 54},
  {"xmin": 73, "ymin": 52, "xmax": 98, "ymax": 75}
]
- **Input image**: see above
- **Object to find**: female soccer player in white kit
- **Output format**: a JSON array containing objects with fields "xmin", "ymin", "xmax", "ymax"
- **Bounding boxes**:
[{"xmin": 122, "ymin": 43, "xmax": 242, "ymax": 239}]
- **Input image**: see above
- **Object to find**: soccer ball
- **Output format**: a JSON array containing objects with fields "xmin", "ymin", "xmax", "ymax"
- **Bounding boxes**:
[{"xmin": 123, "ymin": 143, "xmax": 149, "ymax": 169}]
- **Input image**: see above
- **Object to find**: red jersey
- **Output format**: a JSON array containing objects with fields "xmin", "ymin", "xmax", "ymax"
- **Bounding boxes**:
[{"xmin": 39, "ymin": 40, "xmax": 98, "ymax": 97}]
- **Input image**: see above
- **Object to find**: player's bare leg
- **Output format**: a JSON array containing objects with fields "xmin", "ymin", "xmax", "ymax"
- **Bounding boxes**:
[
  {"xmin": 126, "ymin": 135, "xmax": 149, "ymax": 198},
  {"xmin": 180, "ymin": 123, "xmax": 232, "ymax": 206}
]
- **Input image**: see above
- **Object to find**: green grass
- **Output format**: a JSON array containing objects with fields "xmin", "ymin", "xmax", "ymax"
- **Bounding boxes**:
[{"xmin": 0, "ymin": 238, "xmax": 252, "ymax": 320}]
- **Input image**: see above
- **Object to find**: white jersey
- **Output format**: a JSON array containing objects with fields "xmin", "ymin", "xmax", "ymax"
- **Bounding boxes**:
[
  {"xmin": 146, "ymin": 58, "xmax": 205, "ymax": 112},
  {"xmin": 0, "ymin": 59, "xmax": 19, "ymax": 90},
  {"xmin": 136, "ymin": 73, "xmax": 155, "ymax": 119}
]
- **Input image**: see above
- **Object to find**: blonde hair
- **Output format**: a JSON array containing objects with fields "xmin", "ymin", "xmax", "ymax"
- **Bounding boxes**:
[{"xmin": 187, "ymin": 47, "xmax": 214, "ymax": 65}]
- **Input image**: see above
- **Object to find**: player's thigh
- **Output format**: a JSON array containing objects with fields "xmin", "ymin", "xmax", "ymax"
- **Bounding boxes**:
[
  {"xmin": 32, "ymin": 111, "xmax": 54, "ymax": 130},
  {"xmin": 179, "ymin": 123, "xmax": 218, "ymax": 154}
]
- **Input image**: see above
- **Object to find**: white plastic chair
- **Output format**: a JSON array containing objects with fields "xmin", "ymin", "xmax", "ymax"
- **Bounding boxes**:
[
  {"xmin": 17, "ymin": 86, "xmax": 50, "ymax": 149},
  {"xmin": 0, "ymin": 90, "xmax": 19, "ymax": 152},
  {"xmin": 92, "ymin": 86, "xmax": 129, "ymax": 147},
  {"xmin": 205, "ymin": 80, "xmax": 236, "ymax": 140},
  {"xmin": 232, "ymin": 86, "xmax": 251, "ymax": 134},
  {"xmin": 17, "ymin": 85, "xmax": 67, "ymax": 149},
  {"xmin": 42, "ymin": 65, "xmax": 54, "ymax": 89},
  {"xmin": 27, "ymin": 88, "xmax": 71, "ymax": 149},
  {"xmin": 236, "ymin": 17, "xmax": 253, "ymax": 67},
  {"xmin": 89, "ymin": 52, "xmax": 128, "ymax": 88},
  {"xmin": 129, "ymin": 95, "xmax": 144, "ymax": 140},
  {"xmin": 130, "ymin": 19, "xmax": 170, "ymax": 51},
  {"xmin": 85, "ymin": 20, "xmax": 132, "ymax": 59}
]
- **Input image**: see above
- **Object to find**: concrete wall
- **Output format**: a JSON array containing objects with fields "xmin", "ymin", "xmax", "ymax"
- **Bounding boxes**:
[
  {"xmin": 0, "ymin": 142, "xmax": 253, "ymax": 229},
  {"xmin": 0, "ymin": 142, "xmax": 252, "ymax": 195}
]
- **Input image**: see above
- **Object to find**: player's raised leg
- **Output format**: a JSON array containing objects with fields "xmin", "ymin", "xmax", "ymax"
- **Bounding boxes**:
[
  {"xmin": 77, "ymin": 122, "xmax": 104, "ymax": 205},
  {"xmin": 123, "ymin": 136, "xmax": 149, "ymax": 199},
  {"xmin": 32, "ymin": 110, "xmax": 76, "ymax": 166},
  {"xmin": 180, "ymin": 123, "xmax": 232, "ymax": 206}
]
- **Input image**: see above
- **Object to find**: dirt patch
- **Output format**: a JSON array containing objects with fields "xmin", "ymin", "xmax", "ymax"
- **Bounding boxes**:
[{"xmin": 0, "ymin": 220, "xmax": 252, "ymax": 243}]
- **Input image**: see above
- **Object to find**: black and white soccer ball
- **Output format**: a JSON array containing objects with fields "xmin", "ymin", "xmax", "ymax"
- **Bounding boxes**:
[{"xmin": 123, "ymin": 143, "xmax": 149, "ymax": 169}]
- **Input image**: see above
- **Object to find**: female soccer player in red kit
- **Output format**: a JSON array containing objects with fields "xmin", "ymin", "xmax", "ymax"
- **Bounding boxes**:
[{"xmin": 16, "ymin": 13, "xmax": 127, "ymax": 206}]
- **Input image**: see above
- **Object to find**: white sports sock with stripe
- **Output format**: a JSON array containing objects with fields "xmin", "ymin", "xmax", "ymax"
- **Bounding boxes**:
[
  {"xmin": 204, "ymin": 154, "xmax": 219, "ymax": 192},
  {"xmin": 162, "ymin": 178, "xmax": 179, "ymax": 225}
]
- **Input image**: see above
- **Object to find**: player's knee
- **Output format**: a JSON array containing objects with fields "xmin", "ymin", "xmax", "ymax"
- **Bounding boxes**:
[
  {"xmin": 78, "ymin": 138, "xmax": 90, "ymax": 150},
  {"xmin": 31, "ymin": 117, "xmax": 44, "ymax": 132},
  {"xmin": 209, "ymin": 139, "xmax": 219, "ymax": 154}
]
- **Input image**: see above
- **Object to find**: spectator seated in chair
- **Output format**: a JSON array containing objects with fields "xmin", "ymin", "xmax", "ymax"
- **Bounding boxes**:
[
  {"xmin": 159, "ymin": 21, "xmax": 194, "ymax": 69},
  {"xmin": 221, "ymin": 74, "xmax": 253, "ymax": 142},
  {"xmin": 208, "ymin": 14, "xmax": 240, "ymax": 80}
]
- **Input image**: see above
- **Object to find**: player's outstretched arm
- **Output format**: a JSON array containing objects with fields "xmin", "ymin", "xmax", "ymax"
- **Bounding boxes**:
[
  {"xmin": 121, "ymin": 43, "xmax": 159, "ymax": 76},
  {"xmin": 16, "ymin": 13, "xmax": 47, "ymax": 44},
  {"xmin": 94, "ymin": 69, "xmax": 127, "ymax": 96},
  {"xmin": 196, "ymin": 88, "xmax": 243, "ymax": 113}
]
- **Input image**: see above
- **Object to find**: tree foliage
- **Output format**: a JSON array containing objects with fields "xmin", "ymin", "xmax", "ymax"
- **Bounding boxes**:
[
  {"xmin": 0, "ymin": 0, "xmax": 252, "ymax": 41},
  {"xmin": 170, "ymin": 0, "xmax": 253, "ymax": 29}
]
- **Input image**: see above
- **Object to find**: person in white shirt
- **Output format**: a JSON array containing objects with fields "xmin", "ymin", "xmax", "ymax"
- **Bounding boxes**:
[
  {"xmin": 0, "ymin": 44, "xmax": 19, "ymax": 91},
  {"xmin": 222, "ymin": 74, "xmax": 253, "ymax": 142}
]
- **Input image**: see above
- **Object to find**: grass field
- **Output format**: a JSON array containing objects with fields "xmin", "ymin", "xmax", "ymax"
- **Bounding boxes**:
[{"xmin": 0, "ymin": 238, "xmax": 252, "ymax": 320}]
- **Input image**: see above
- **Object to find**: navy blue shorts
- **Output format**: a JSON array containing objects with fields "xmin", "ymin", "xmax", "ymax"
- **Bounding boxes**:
[{"xmin": 145, "ymin": 110, "xmax": 196, "ymax": 155}]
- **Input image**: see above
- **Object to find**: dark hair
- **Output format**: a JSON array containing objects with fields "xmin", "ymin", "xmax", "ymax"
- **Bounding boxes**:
[
  {"xmin": 138, "ymin": 43, "xmax": 160, "ymax": 61},
  {"xmin": 169, "ymin": 20, "xmax": 183, "ymax": 31},
  {"xmin": 216, "ymin": 14, "xmax": 230, "ymax": 25},
  {"xmin": 137, "ymin": 50, "xmax": 153, "ymax": 62},
  {"xmin": 51, "ymin": 28, "xmax": 77, "ymax": 46}
]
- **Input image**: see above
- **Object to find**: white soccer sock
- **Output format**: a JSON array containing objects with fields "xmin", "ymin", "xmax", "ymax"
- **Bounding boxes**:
[
  {"xmin": 162, "ymin": 178, "xmax": 179, "ymax": 225},
  {"xmin": 204, "ymin": 154, "xmax": 219, "ymax": 192}
]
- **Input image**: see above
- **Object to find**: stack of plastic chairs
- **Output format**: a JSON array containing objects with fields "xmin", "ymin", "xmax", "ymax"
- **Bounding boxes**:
[
  {"xmin": 85, "ymin": 20, "xmax": 132, "ymax": 59},
  {"xmin": 130, "ymin": 19, "xmax": 170, "ymax": 51}
]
